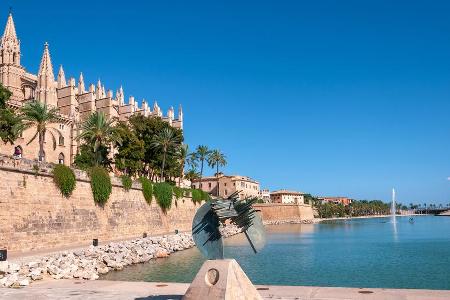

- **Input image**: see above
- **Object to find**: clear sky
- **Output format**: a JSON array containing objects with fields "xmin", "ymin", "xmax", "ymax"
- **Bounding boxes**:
[{"xmin": 2, "ymin": 0, "xmax": 450, "ymax": 204}]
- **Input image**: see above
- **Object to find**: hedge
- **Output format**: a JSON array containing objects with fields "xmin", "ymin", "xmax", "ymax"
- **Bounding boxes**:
[
  {"xmin": 139, "ymin": 177, "xmax": 153, "ymax": 204},
  {"xmin": 153, "ymin": 182, "xmax": 173, "ymax": 212},
  {"xmin": 53, "ymin": 164, "xmax": 76, "ymax": 198},
  {"xmin": 173, "ymin": 186, "xmax": 184, "ymax": 199},
  {"xmin": 89, "ymin": 166, "xmax": 112, "ymax": 205},
  {"xmin": 121, "ymin": 175, "xmax": 132, "ymax": 191}
]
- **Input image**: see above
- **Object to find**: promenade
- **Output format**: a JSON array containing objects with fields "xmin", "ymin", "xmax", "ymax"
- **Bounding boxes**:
[{"xmin": 2, "ymin": 279, "xmax": 450, "ymax": 300}]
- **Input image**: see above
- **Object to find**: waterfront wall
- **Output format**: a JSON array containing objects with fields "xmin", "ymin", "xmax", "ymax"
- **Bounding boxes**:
[
  {"xmin": 0, "ymin": 163, "xmax": 315, "ymax": 253},
  {"xmin": 0, "ymin": 166, "xmax": 198, "ymax": 252},
  {"xmin": 253, "ymin": 203, "xmax": 314, "ymax": 222}
]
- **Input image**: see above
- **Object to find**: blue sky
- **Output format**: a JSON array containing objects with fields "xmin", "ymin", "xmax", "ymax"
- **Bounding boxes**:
[{"xmin": 3, "ymin": 1, "xmax": 450, "ymax": 204}]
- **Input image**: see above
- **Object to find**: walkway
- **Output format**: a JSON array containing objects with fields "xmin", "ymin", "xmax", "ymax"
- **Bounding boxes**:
[{"xmin": 1, "ymin": 279, "xmax": 450, "ymax": 299}]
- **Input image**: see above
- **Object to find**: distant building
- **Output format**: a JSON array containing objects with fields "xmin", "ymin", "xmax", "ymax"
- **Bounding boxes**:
[
  {"xmin": 318, "ymin": 196, "xmax": 352, "ymax": 206},
  {"xmin": 270, "ymin": 190, "xmax": 305, "ymax": 204},
  {"xmin": 259, "ymin": 189, "xmax": 271, "ymax": 202},
  {"xmin": 192, "ymin": 174, "xmax": 260, "ymax": 200}
]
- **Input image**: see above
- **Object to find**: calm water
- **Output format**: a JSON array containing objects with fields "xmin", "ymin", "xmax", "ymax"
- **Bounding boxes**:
[{"xmin": 100, "ymin": 216, "xmax": 450, "ymax": 289}]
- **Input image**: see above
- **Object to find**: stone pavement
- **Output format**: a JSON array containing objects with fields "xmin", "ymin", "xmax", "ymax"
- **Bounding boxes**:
[{"xmin": 1, "ymin": 280, "xmax": 450, "ymax": 300}]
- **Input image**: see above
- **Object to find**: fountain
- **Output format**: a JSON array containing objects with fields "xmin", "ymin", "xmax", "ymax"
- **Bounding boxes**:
[{"xmin": 391, "ymin": 188, "xmax": 397, "ymax": 224}]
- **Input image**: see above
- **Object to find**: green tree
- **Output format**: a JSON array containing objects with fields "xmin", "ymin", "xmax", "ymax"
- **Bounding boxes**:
[
  {"xmin": 21, "ymin": 101, "xmax": 62, "ymax": 162},
  {"xmin": 194, "ymin": 145, "xmax": 210, "ymax": 188},
  {"xmin": 128, "ymin": 114, "xmax": 183, "ymax": 180},
  {"xmin": 177, "ymin": 144, "xmax": 189, "ymax": 186},
  {"xmin": 207, "ymin": 149, "xmax": 227, "ymax": 196},
  {"xmin": 114, "ymin": 121, "xmax": 144, "ymax": 176},
  {"xmin": 77, "ymin": 112, "xmax": 121, "ymax": 166},
  {"xmin": 151, "ymin": 127, "xmax": 181, "ymax": 181},
  {"xmin": 0, "ymin": 83, "xmax": 23, "ymax": 145}
]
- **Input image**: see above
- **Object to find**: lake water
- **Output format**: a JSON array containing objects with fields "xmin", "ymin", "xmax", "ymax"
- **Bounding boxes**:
[{"xmin": 100, "ymin": 216, "xmax": 450, "ymax": 290}]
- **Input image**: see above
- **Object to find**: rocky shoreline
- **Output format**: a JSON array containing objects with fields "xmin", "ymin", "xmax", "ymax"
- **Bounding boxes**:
[
  {"xmin": 263, "ymin": 219, "xmax": 313, "ymax": 225},
  {"xmin": 0, "ymin": 225, "xmax": 241, "ymax": 288}
]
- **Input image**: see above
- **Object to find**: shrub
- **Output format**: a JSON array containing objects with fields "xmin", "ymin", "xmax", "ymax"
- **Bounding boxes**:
[
  {"xmin": 139, "ymin": 177, "xmax": 153, "ymax": 204},
  {"xmin": 121, "ymin": 175, "xmax": 132, "ymax": 191},
  {"xmin": 153, "ymin": 182, "xmax": 173, "ymax": 212},
  {"xmin": 173, "ymin": 186, "xmax": 184, "ymax": 200},
  {"xmin": 191, "ymin": 189, "xmax": 202, "ymax": 204},
  {"xmin": 53, "ymin": 164, "xmax": 76, "ymax": 198},
  {"xmin": 89, "ymin": 166, "xmax": 112, "ymax": 205}
]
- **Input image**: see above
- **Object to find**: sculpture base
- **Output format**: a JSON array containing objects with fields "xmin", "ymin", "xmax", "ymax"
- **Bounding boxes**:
[{"xmin": 182, "ymin": 259, "xmax": 262, "ymax": 300}]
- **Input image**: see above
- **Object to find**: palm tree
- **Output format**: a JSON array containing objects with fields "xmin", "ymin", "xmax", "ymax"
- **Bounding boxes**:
[
  {"xmin": 77, "ymin": 112, "xmax": 121, "ymax": 165},
  {"xmin": 178, "ymin": 144, "xmax": 189, "ymax": 186},
  {"xmin": 151, "ymin": 127, "xmax": 180, "ymax": 181},
  {"xmin": 21, "ymin": 101, "xmax": 62, "ymax": 162},
  {"xmin": 185, "ymin": 169, "xmax": 200, "ymax": 182},
  {"xmin": 207, "ymin": 149, "xmax": 227, "ymax": 196},
  {"xmin": 195, "ymin": 145, "xmax": 211, "ymax": 189}
]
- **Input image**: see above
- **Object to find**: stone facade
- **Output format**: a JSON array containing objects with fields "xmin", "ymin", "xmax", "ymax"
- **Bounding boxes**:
[{"xmin": 0, "ymin": 13, "xmax": 183, "ymax": 165}]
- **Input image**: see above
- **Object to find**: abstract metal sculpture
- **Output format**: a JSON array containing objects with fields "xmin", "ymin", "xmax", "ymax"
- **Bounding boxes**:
[{"xmin": 192, "ymin": 191, "xmax": 266, "ymax": 259}]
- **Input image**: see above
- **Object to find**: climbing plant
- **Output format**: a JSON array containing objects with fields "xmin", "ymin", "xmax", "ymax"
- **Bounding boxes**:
[
  {"xmin": 139, "ymin": 177, "xmax": 153, "ymax": 204},
  {"xmin": 121, "ymin": 175, "xmax": 132, "ymax": 191},
  {"xmin": 89, "ymin": 166, "xmax": 112, "ymax": 205},
  {"xmin": 153, "ymin": 182, "xmax": 173, "ymax": 212},
  {"xmin": 52, "ymin": 164, "xmax": 76, "ymax": 198}
]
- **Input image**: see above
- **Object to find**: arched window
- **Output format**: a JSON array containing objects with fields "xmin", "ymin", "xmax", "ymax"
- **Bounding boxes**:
[
  {"xmin": 59, "ymin": 136, "xmax": 64, "ymax": 146},
  {"xmin": 58, "ymin": 153, "xmax": 65, "ymax": 165},
  {"xmin": 13, "ymin": 53, "xmax": 16, "ymax": 64}
]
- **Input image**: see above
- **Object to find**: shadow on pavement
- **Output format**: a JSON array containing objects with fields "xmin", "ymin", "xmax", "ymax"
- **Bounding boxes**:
[{"xmin": 135, "ymin": 295, "xmax": 182, "ymax": 300}]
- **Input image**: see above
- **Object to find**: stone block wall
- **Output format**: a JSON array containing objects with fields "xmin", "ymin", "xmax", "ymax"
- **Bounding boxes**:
[
  {"xmin": 253, "ymin": 203, "xmax": 314, "ymax": 222},
  {"xmin": 0, "ymin": 166, "xmax": 199, "ymax": 253}
]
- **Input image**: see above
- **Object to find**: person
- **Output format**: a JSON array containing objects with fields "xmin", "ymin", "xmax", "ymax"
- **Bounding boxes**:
[{"xmin": 13, "ymin": 146, "xmax": 22, "ymax": 167}]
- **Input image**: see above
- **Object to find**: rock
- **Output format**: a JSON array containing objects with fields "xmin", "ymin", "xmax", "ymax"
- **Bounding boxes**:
[
  {"xmin": 155, "ymin": 249, "xmax": 169, "ymax": 258},
  {"xmin": 19, "ymin": 278, "xmax": 30, "ymax": 286},
  {"xmin": 47, "ymin": 265, "xmax": 61, "ymax": 275},
  {"xmin": 30, "ymin": 270, "xmax": 43, "ymax": 281},
  {"xmin": 0, "ymin": 261, "xmax": 9, "ymax": 274},
  {"xmin": 7, "ymin": 263, "xmax": 20, "ymax": 273}
]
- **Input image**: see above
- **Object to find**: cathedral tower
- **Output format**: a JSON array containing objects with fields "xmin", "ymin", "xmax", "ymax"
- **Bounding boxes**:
[{"xmin": 0, "ymin": 13, "xmax": 25, "ymax": 101}]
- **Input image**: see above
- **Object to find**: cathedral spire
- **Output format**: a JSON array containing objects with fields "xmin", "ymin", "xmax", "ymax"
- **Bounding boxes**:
[
  {"xmin": 57, "ymin": 65, "xmax": 66, "ymax": 88},
  {"xmin": 78, "ymin": 72, "xmax": 85, "ymax": 93},
  {"xmin": 38, "ymin": 42, "xmax": 54, "ymax": 79},
  {"xmin": 36, "ymin": 42, "xmax": 57, "ymax": 105},
  {"xmin": 2, "ymin": 13, "xmax": 18, "ymax": 44},
  {"xmin": 1, "ymin": 12, "xmax": 21, "ymax": 65}
]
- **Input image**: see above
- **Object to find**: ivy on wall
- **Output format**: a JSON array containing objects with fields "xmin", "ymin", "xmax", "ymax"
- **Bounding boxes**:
[
  {"xmin": 121, "ymin": 175, "xmax": 132, "ymax": 191},
  {"xmin": 139, "ymin": 177, "xmax": 153, "ymax": 204},
  {"xmin": 153, "ymin": 182, "xmax": 173, "ymax": 212},
  {"xmin": 89, "ymin": 166, "xmax": 112, "ymax": 205},
  {"xmin": 52, "ymin": 164, "xmax": 76, "ymax": 198}
]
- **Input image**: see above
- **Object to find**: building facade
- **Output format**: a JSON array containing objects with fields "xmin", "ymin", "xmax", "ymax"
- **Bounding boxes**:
[
  {"xmin": 270, "ymin": 190, "xmax": 306, "ymax": 204},
  {"xmin": 318, "ymin": 196, "xmax": 353, "ymax": 206},
  {"xmin": 259, "ymin": 189, "xmax": 271, "ymax": 202},
  {"xmin": 0, "ymin": 13, "xmax": 182, "ymax": 165},
  {"xmin": 192, "ymin": 174, "xmax": 260, "ymax": 200}
]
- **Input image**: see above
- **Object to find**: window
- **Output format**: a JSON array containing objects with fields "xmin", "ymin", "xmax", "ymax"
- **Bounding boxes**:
[
  {"xmin": 58, "ymin": 153, "xmax": 65, "ymax": 164},
  {"xmin": 224, "ymin": 183, "xmax": 227, "ymax": 187},
  {"xmin": 208, "ymin": 182, "xmax": 211, "ymax": 188},
  {"xmin": 225, "ymin": 189, "xmax": 228, "ymax": 195},
  {"xmin": 59, "ymin": 124, "xmax": 65, "ymax": 130},
  {"xmin": 59, "ymin": 136, "xmax": 64, "ymax": 146}
]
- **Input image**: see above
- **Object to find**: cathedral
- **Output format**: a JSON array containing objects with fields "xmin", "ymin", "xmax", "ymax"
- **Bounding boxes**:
[{"xmin": 0, "ymin": 13, "xmax": 183, "ymax": 165}]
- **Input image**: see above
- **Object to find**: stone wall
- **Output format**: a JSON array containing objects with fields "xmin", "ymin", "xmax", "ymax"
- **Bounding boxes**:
[
  {"xmin": 0, "ymin": 166, "xmax": 198, "ymax": 253},
  {"xmin": 253, "ymin": 203, "xmax": 314, "ymax": 222},
  {"xmin": 0, "ymin": 166, "xmax": 315, "ymax": 253}
]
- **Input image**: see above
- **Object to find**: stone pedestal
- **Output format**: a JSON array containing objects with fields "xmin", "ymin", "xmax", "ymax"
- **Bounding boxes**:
[{"xmin": 182, "ymin": 259, "xmax": 262, "ymax": 300}]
